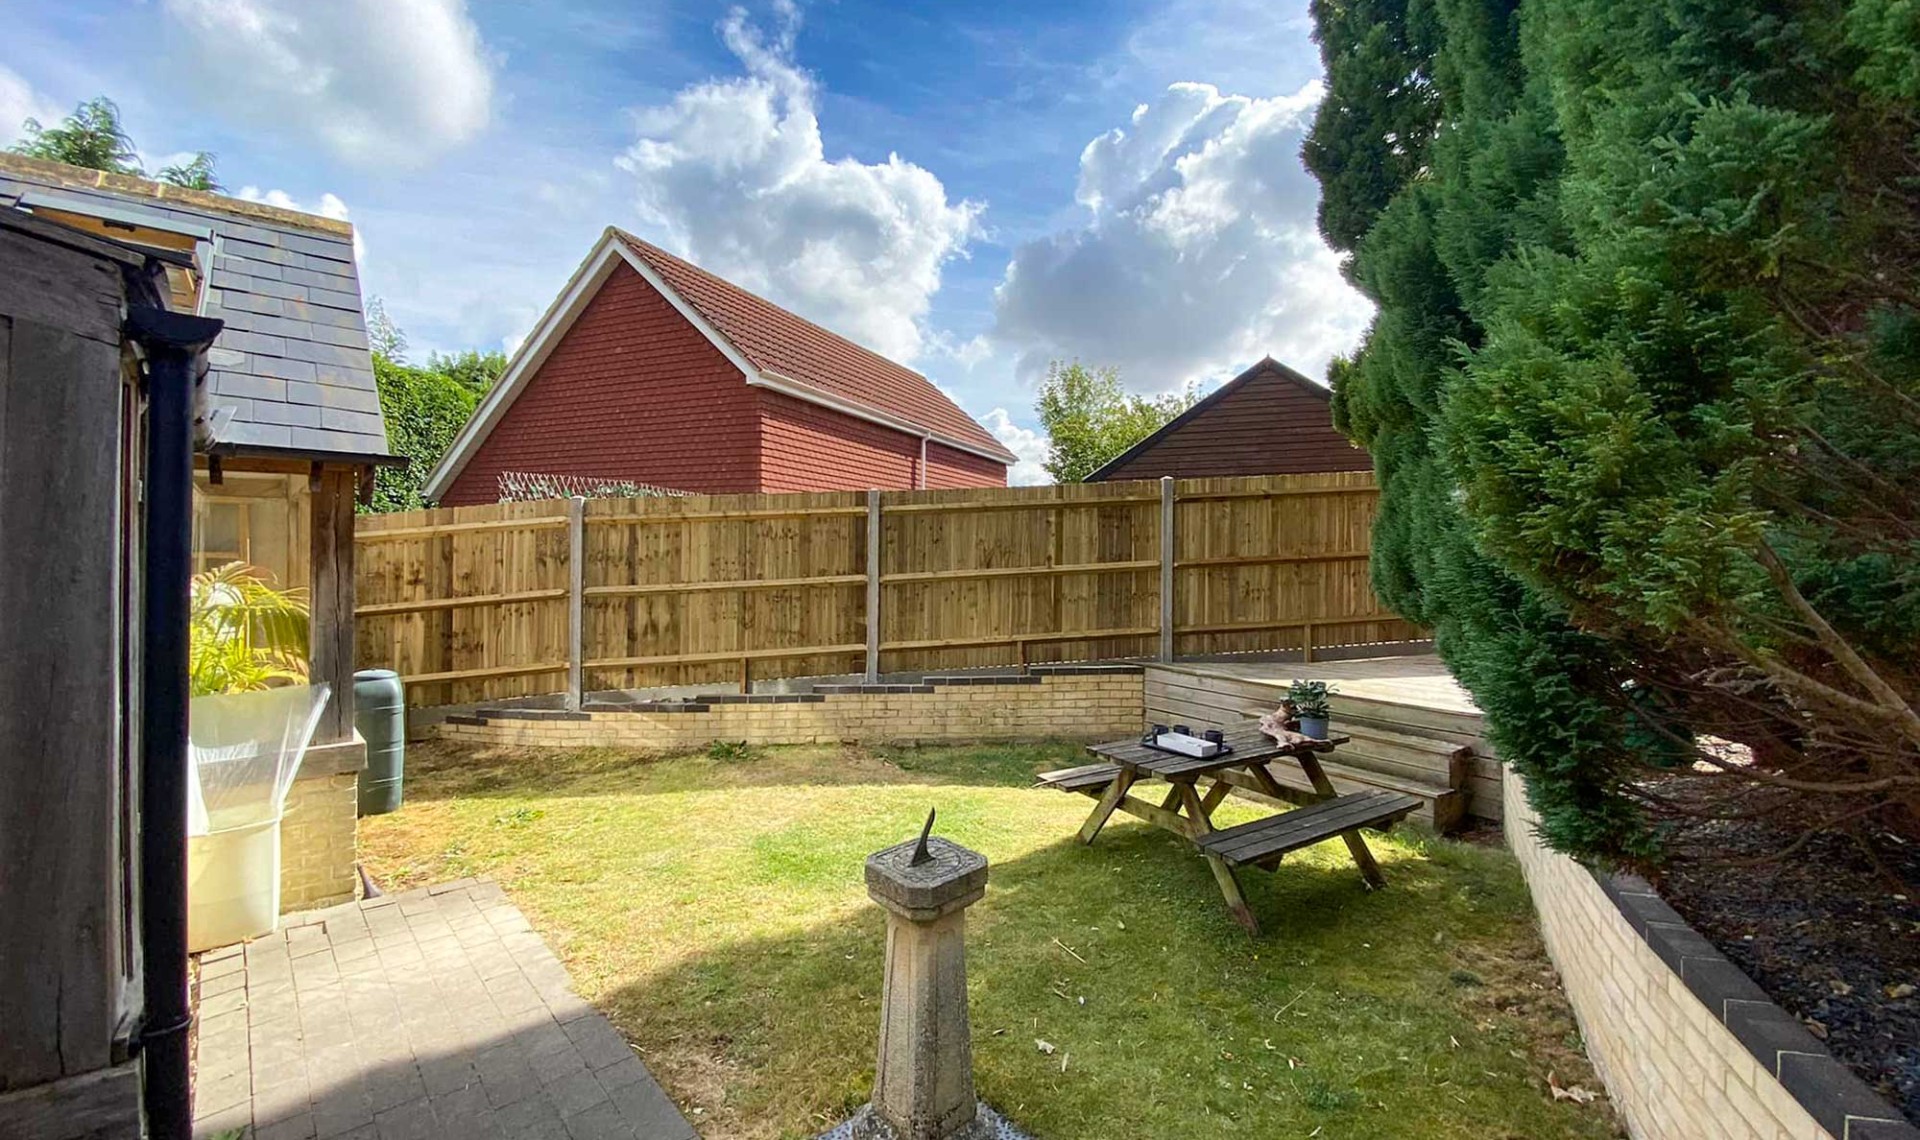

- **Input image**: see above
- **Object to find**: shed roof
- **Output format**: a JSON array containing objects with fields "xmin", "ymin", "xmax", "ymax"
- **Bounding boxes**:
[
  {"xmin": 615, "ymin": 231, "xmax": 1014, "ymax": 462},
  {"xmin": 1083, "ymin": 357, "xmax": 1347, "ymax": 481},
  {"xmin": 0, "ymin": 154, "xmax": 395, "ymax": 463}
]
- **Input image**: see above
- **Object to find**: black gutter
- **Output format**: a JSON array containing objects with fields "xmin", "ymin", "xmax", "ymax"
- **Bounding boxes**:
[{"xmin": 128, "ymin": 306, "xmax": 224, "ymax": 1140}]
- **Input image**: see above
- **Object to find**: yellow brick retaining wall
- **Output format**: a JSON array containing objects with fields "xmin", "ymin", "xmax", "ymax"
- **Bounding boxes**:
[
  {"xmin": 1503, "ymin": 772, "xmax": 1914, "ymax": 1140},
  {"xmin": 436, "ymin": 670, "xmax": 1146, "ymax": 750}
]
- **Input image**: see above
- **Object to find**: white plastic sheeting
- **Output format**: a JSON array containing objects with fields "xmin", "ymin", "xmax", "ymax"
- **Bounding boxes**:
[{"xmin": 187, "ymin": 683, "xmax": 330, "ymax": 835}]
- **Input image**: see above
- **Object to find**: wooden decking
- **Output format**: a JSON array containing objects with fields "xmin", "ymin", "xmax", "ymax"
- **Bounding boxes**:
[{"xmin": 1144, "ymin": 654, "xmax": 1503, "ymax": 825}]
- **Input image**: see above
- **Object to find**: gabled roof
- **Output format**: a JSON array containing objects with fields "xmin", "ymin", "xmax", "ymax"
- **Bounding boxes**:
[
  {"xmin": 1084, "ymin": 357, "xmax": 1336, "ymax": 481},
  {"xmin": 425, "ymin": 228, "xmax": 1014, "ymax": 500},
  {"xmin": 0, "ymin": 153, "xmax": 394, "ymax": 464},
  {"xmin": 614, "ymin": 231, "xmax": 1012, "ymax": 461}
]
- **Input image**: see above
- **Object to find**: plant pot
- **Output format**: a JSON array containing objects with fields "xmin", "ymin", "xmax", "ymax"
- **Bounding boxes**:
[{"xmin": 1298, "ymin": 716, "xmax": 1330, "ymax": 740}]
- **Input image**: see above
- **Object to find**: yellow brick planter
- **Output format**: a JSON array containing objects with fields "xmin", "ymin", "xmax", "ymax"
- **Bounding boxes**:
[{"xmin": 1503, "ymin": 773, "xmax": 1917, "ymax": 1140}]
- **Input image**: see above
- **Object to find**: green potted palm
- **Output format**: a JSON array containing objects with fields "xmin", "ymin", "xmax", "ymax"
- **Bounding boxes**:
[{"xmin": 1287, "ymin": 679, "xmax": 1334, "ymax": 739}]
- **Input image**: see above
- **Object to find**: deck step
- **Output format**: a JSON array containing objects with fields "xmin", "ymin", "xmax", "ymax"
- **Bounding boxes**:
[
  {"xmin": 1330, "ymin": 723, "xmax": 1470, "ymax": 786},
  {"xmin": 1329, "ymin": 693, "xmax": 1486, "ymax": 748}
]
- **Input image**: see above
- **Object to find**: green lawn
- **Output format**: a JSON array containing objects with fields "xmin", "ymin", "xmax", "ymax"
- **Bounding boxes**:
[{"xmin": 361, "ymin": 739, "xmax": 1619, "ymax": 1140}]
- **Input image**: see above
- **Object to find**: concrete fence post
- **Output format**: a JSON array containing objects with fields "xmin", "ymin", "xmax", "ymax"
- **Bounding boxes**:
[
  {"xmin": 566, "ymin": 495, "xmax": 586, "ymax": 711},
  {"xmin": 866, "ymin": 488, "xmax": 883, "ymax": 683},
  {"xmin": 1159, "ymin": 476, "xmax": 1175, "ymax": 663}
]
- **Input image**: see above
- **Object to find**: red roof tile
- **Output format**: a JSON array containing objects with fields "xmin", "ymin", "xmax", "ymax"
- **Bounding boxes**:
[{"xmin": 615, "ymin": 231, "xmax": 1014, "ymax": 462}]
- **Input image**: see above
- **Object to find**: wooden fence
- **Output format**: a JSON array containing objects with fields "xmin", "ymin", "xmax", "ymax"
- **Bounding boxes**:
[{"xmin": 354, "ymin": 471, "xmax": 1422, "ymax": 707}]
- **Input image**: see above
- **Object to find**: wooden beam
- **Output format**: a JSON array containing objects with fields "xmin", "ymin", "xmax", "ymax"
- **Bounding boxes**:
[
  {"xmin": 398, "ymin": 661, "xmax": 569, "ymax": 685},
  {"xmin": 865, "ymin": 489, "xmax": 882, "ymax": 682},
  {"xmin": 583, "ymin": 573, "xmax": 865, "ymax": 598},
  {"xmin": 1174, "ymin": 551, "xmax": 1371, "ymax": 569},
  {"xmin": 881, "ymin": 493, "xmax": 1159, "ymax": 514},
  {"xmin": 880, "ymin": 626, "xmax": 1158, "ymax": 652},
  {"xmin": 356, "ymin": 516, "xmax": 568, "ymax": 541},
  {"xmin": 309, "ymin": 464, "xmax": 358, "ymax": 745},
  {"xmin": 354, "ymin": 587, "xmax": 569, "ymax": 616},
  {"xmin": 587, "ymin": 644, "xmax": 866, "ymax": 670},
  {"xmin": 881, "ymin": 559, "xmax": 1157, "ymax": 584},
  {"xmin": 586, "ymin": 505, "xmax": 867, "ymax": 523}
]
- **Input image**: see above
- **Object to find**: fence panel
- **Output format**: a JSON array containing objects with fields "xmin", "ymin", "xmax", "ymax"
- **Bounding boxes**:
[{"xmin": 353, "ymin": 471, "xmax": 1421, "ymax": 706}]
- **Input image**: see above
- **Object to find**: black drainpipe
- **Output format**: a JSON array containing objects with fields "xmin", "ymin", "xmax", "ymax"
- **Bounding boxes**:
[{"xmin": 128, "ymin": 306, "xmax": 223, "ymax": 1140}]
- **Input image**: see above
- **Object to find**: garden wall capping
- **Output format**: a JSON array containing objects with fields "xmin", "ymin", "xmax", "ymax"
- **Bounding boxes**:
[
  {"xmin": 435, "ymin": 671, "xmax": 1146, "ymax": 749},
  {"xmin": 1505, "ymin": 771, "xmax": 1918, "ymax": 1140}
]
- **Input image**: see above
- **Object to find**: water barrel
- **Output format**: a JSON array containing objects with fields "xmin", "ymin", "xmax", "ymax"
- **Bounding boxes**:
[{"xmin": 354, "ymin": 669, "xmax": 406, "ymax": 816}]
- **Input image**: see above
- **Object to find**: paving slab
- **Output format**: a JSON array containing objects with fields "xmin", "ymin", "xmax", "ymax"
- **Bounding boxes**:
[{"xmin": 191, "ymin": 880, "xmax": 695, "ymax": 1140}]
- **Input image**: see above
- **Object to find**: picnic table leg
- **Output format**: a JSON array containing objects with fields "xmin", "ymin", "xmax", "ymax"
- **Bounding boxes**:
[
  {"xmin": 1175, "ymin": 782, "xmax": 1259, "ymax": 935},
  {"xmin": 1077, "ymin": 769, "xmax": 1137, "ymax": 845},
  {"xmin": 1291, "ymin": 752, "xmax": 1389, "ymax": 891}
]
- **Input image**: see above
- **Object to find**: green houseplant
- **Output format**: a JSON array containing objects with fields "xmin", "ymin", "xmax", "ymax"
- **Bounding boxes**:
[
  {"xmin": 188, "ymin": 562, "xmax": 309, "ymax": 697},
  {"xmin": 1287, "ymin": 679, "xmax": 1334, "ymax": 740}
]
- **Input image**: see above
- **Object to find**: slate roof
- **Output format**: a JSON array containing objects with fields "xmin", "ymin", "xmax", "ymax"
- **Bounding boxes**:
[
  {"xmin": 0, "ymin": 155, "xmax": 395, "ymax": 462},
  {"xmin": 615, "ymin": 230, "xmax": 1015, "ymax": 463}
]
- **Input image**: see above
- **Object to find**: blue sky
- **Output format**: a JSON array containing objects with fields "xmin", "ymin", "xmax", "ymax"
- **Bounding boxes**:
[{"xmin": 1, "ymin": 0, "xmax": 1370, "ymax": 482}]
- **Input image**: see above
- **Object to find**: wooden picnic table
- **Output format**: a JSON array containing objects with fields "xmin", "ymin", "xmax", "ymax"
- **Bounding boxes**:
[{"xmin": 1036, "ymin": 722, "xmax": 1419, "ymax": 933}]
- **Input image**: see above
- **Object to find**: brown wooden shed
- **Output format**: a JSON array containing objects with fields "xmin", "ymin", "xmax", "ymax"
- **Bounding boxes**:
[{"xmin": 1083, "ymin": 357, "xmax": 1371, "ymax": 482}]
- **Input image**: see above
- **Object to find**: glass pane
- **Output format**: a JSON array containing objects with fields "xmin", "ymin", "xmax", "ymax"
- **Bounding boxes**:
[{"xmin": 198, "ymin": 502, "xmax": 245, "ymax": 565}]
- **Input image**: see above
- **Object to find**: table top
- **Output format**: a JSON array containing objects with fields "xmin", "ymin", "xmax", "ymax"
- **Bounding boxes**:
[{"xmin": 1090, "ymin": 722, "xmax": 1348, "ymax": 780}]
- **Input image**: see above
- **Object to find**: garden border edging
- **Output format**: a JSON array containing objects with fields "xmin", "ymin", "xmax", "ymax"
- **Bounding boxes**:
[{"xmin": 1503, "ymin": 770, "xmax": 1917, "ymax": 1139}]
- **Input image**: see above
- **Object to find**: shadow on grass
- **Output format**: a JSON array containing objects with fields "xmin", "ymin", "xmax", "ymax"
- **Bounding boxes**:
[
  {"xmin": 394, "ymin": 738, "xmax": 1095, "ymax": 805},
  {"xmin": 582, "ymin": 821, "xmax": 1617, "ymax": 1140}
]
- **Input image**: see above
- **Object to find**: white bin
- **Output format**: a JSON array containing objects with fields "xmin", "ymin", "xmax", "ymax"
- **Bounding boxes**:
[{"xmin": 188, "ymin": 814, "xmax": 282, "ymax": 953}]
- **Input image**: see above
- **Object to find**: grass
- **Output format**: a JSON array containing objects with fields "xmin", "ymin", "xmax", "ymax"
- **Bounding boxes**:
[{"xmin": 361, "ymin": 739, "xmax": 1620, "ymax": 1140}]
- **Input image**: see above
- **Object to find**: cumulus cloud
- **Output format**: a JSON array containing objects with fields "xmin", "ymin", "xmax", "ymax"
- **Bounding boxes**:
[
  {"xmin": 0, "ymin": 66, "xmax": 63, "ymax": 147},
  {"xmin": 980, "ymin": 408, "xmax": 1051, "ymax": 486},
  {"xmin": 237, "ymin": 186, "xmax": 364, "ymax": 263},
  {"xmin": 993, "ymin": 81, "xmax": 1372, "ymax": 392},
  {"xmin": 162, "ymin": 0, "xmax": 494, "ymax": 166},
  {"xmin": 615, "ymin": 4, "xmax": 980, "ymax": 363}
]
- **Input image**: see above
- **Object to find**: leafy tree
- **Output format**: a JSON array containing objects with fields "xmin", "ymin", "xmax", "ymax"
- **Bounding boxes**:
[
  {"xmin": 365, "ymin": 308, "xmax": 507, "ymax": 513},
  {"xmin": 11, "ymin": 96, "xmax": 142, "ymax": 174},
  {"xmin": 158, "ymin": 151, "xmax": 222, "ymax": 192},
  {"xmin": 1310, "ymin": 0, "xmax": 1920, "ymax": 862},
  {"xmin": 1034, "ymin": 361, "xmax": 1198, "ymax": 482}
]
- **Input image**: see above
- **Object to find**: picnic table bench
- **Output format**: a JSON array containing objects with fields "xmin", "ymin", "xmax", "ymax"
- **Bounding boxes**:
[{"xmin": 1036, "ymin": 723, "xmax": 1419, "ymax": 933}]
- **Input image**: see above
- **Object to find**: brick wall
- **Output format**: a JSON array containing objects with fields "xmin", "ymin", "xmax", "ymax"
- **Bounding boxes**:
[
  {"xmin": 923, "ymin": 440, "xmax": 1008, "ymax": 489},
  {"xmin": 438, "ymin": 670, "xmax": 1144, "ymax": 749},
  {"xmin": 279, "ymin": 770, "xmax": 358, "ymax": 911},
  {"xmin": 441, "ymin": 264, "xmax": 763, "ymax": 504},
  {"xmin": 757, "ymin": 389, "xmax": 920, "ymax": 492},
  {"xmin": 1504, "ymin": 772, "xmax": 1915, "ymax": 1139}
]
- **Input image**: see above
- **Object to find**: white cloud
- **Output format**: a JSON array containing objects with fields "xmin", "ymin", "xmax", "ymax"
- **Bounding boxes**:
[
  {"xmin": 615, "ymin": 4, "xmax": 980, "ymax": 363},
  {"xmin": 992, "ymin": 80, "xmax": 1372, "ymax": 392},
  {"xmin": 0, "ymin": 66, "xmax": 63, "ymax": 148},
  {"xmin": 981, "ymin": 408, "xmax": 1050, "ymax": 486},
  {"xmin": 237, "ymin": 186, "xmax": 364, "ymax": 263},
  {"xmin": 162, "ymin": 0, "xmax": 495, "ymax": 167}
]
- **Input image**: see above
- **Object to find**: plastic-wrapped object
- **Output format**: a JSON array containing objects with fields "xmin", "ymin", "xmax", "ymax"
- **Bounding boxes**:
[{"xmin": 186, "ymin": 684, "xmax": 330, "ymax": 951}]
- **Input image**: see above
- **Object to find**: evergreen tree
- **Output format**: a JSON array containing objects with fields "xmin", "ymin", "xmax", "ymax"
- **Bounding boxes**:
[{"xmin": 1308, "ymin": 0, "xmax": 1920, "ymax": 860}]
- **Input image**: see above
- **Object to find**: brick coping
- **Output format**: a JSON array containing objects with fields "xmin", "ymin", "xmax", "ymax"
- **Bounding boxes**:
[{"xmin": 1590, "ymin": 867, "xmax": 1917, "ymax": 1138}]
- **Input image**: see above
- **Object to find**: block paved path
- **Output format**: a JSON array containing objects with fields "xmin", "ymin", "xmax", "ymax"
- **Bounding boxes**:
[{"xmin": 190, "ymin": 879, "xmax": 696, "ymax": 1140}]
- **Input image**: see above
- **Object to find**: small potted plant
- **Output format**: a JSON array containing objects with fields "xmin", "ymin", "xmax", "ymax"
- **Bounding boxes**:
[{"xmin": 1287, "ymin": 679, "xmax": 1334, "ymax": 739}]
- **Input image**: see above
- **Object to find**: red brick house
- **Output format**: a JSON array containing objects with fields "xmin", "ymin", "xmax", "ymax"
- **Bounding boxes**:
[
  {"xmin": 1083, "ymin": 356, "xmax": 1371, "ymax": 482},
  {"xmin": 426, "ymin": 229, "xmax": 1014, "ymax": 504}
]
